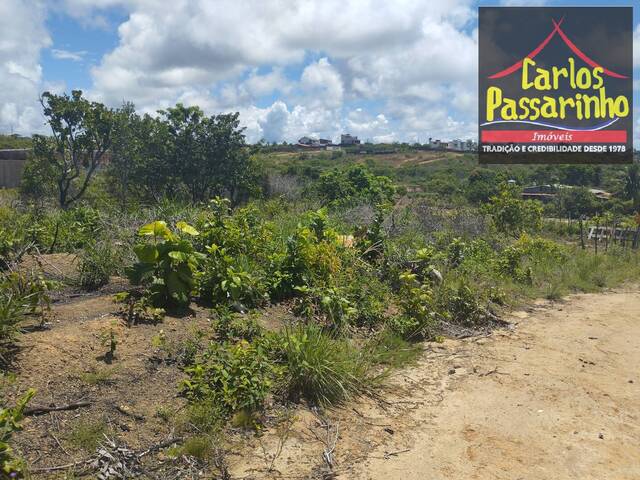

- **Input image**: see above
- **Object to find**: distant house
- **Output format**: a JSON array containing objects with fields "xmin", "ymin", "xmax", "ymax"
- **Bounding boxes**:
[
  {"xmin": 428, "ymin": 138, "xmax": 444, "ymax": 150},
  {"xmin": 521, "ymin": 184, "xmax": 612, "ymax": 203},
  {"xmin": 298, "ymin": 136, "xmax": 315, "ymax": 146},
  {"xmin": 521, "ymin": 184, "xmax": 556, "ymax": 202},
  {"xmin": 448, "ymin": 139, "xmax": 465, "ymax": 151},
  {"xmin": 428, "ymin": 137, "xmax": 476, "ymax": 152},
  {"xmin": 340, "ymin": 134, "xmax": 360, "ymax": 146},
  {"xmin": 297, "ymin": 136, "xmax": 338, "ymax": 149}
]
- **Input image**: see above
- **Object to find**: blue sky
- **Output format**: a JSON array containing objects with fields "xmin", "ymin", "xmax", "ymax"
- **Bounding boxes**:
[{"xmin": 1, "ymin": 0, "xmax": 638, "ymax": 144}]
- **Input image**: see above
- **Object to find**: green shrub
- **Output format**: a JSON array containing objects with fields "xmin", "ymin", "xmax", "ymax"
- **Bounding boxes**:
[
  {"xmin": 277, "ymin": 324, "xmax": 367, "ymax": 406},
  {"xmin": 438, "ymin": 280, "xmax": 490, "ymax": 327},
  {"xmin": 211, "ymin": 308, "xmax": 264, "ymax": 342},
  {"xmin": 484, "ymin": 185, "xmax": 543, "ymax": 236},
  {"xmin": 198, "ymin": 246, "xmax": 268, "ymax": 308},
  {"xmin": 1, "ymin": 389, "xmax": 35, "ymax": 478},
  {"xmin": 181, "ymin": 340, "xmax": 277, "ymax": 415},
  {"xmin": 388, "ymin": 271, "xmax": 440, "ymax": 340},
  {"xmin": 499, "ymin": 234, "xmax": 566, "ymax": 283},
  {"xmin": 78, "ymin": 241, "xmax": 119, "ymax": 290},
  {"xmin": 40, "ymin": 206, "xmax": 104, "ymax": 253},
  {"xmin": 293, "ymin": 285, "xmax": 356, "ymax": 330},
  {"xmin": 275, "ymin": 209, "xmax": 342, "ymax": 297},
  {"xmin": 343, "ymin": 271, "xmax": 389, "ymax": 327},
  {"xmin": 126, "ymin": 221, "xmax": 203, "ymax": 308},
  {"xmin": 446, "ymin": 237, "xmax": 466, "ymax": 268},
  {"xmin": 315, "ymin": 165, "xmax": 395, "ymax": 207},
  {"xmin": 0, "ymin": 271, "xmax": 52, "ymax": 359}
]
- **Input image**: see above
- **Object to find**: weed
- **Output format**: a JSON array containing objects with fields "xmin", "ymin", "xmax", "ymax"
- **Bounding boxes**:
[
  {"xmin": 277, "ymin": 323, "xmax": 368, "ymax": 406},
  {"xmin": 78, "ymin": 241, "xmax": 118, "ymax": 290},
  {"xmin": 212, "ymin": 308, "xmax": 264, "ymax": 342},
  {"xmin": 181, "ymin": 340, "xmax": 278, "ymax": 415},
  {"xmin": 126, "ymin": 220, "xmax": 203, "ymax": 309},
  {"xmin": 66, "ymin": 418, "xmax": 108, "ymax": 453},
  {"xmin": 181, "ymin": 400, "xmax": 225, "ymax": 434},
  {"xmin": 114, "ymin": 291, "xmax": 165, "ymax": 326},
  {"xmin": 80, "ymin": 367, "xmax": 117, "ymax": 385},
  {"xmin": 0, "ymin": 271, "xmax": 52, "ymax": 360},
  {"xmin": 155, "ymin": 405, "xmax": 173, "ymax": 422},
  {"xmin": 181, "ymin": 436, "xmax": 213, "ymax": 460},
  {"xmin": 99, "ymin": 327, "xmax": 117, "ymax": 363},
  {"xmin": 151, "ymin": 327, "xmax": 205, "ymax": 367},
  {"xmin": 364, "ymin": 330, "xmax": 423, "ymax": 369},
  {"xmin": 293, "ymin": 285, "xmax": 356, "ymax": 330},
  {"xmin": 1, "ymin": 388, "xmax": 35, "ymax": 478},
  {"xmin": 389, "ymin": 271, "xmax": 440, "ymax": 340}
]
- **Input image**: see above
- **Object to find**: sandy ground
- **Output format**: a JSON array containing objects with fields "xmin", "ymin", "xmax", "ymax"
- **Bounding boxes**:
[
  {"xmin": 348, "ymin": 288, "xmax": 640, "ymax": 480},
  {"xmin": 9, "ymin": 279, "xmax": 640, "ymax": 479},
  {"xmin": 229, "ymin": 287, "xmax": 640, "ymax": 479}
]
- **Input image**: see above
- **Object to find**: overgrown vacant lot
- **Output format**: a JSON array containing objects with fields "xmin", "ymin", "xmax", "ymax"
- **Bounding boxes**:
[
  {"xmin": 3, "ymin": 187, "xmax": 640, "ymax": 478},
  {"xmin": 1, "ymin": 94, "xmax": 640, "ymax": 478}
]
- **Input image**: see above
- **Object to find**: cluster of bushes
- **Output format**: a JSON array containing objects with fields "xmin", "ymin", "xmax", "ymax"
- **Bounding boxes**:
[
  {"xmin": 20, "ymin": 91, "xmax": 262, "ymax": 209},
  {"xmin": 2, "ymin": 86, "xmax": 640, "ymax": 472},
  {"xmin": 112, "ymin": 190, "xmax": 640, "ymax": 435}
]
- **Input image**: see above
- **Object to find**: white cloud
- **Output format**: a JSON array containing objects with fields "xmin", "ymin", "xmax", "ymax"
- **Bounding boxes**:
[
  {"xmin": 244, "ymin": 68, "xmax": 291, "ymax": 98},
  {"xmin": 258, "ymin": 101, "xmax": 289, "ymax": 143},
  {"xmin": 82, "ymin": 0, "xmax": 478, "ymax": 142},
  {"xmin": 344, "ymin": 109, "xmax": 392, "ymax": 142},
  {"xmin": 51, "ymin": 48, "xmax": 87, "ymax": 62},
  {"xmin": 4, "ymin": 0, "xmax": 639, "ymax": 143},
  {"xmin": 301, "ymin": 58, "xmax": 344, "ymax": 109},
  {"xmin": 0, "ymin": 0, "xmax": 50, "ymax": 135}
]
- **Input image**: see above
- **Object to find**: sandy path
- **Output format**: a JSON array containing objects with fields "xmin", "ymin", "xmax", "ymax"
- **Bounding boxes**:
[
  {"xmin": 351, "ymin": 289, "xmax": 640, "ymax": 480},
  {"xmin": 15, "ymin": 285, "xmax": 638, "ymax": 478}
]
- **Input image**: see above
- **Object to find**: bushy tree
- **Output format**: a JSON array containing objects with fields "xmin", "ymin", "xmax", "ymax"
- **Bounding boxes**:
[
  {"xmin": 554, "ymin": 187, "xmax": 601, "ymax": 218},
  {"xmin": 484, "ymin": 184, "xmax": 543, "ymax": 236},
  {"xmin": 558, "ymin": 165, "xmax": 602, "ymax": 187},
  {"xmin": 465, "ymin": 168, "xmax": 505, "ymax": 204},
  {"xmin": 316, "ymin": 164, "xmax": 395, "ymax": 206},
  {"xmin": 107, "ymin": 105, "xmax": 173, "ymax": 205},
  {"xmin": 107, "ymin": 103, "xmax": 260, "ymax": 205},
  {"xmin": 30, "ymin": 91, "xmax": 117, "ymax": 208},
  {"xmin": 161, "ymin": 105, "xmax": 256, "ymax": 203}
]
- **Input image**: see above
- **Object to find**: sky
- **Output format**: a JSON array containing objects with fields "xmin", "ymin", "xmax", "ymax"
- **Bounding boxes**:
[{"xmin": 1, "ymin": 0, "xmax": 638, "ymax": 144}]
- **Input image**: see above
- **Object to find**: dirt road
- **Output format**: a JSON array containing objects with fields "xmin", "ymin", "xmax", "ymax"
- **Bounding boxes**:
[
  {"xmin": 13, "ymin": 283, "xmax": 640, "ymax": 478},
  {"xmin": 349, "ymin": 288, "xmax": 640, "ymax": 480}
]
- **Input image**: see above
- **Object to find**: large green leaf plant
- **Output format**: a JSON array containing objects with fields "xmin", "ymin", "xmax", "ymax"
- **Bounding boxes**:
[{"xmin": 126, "ymin": 221, "xmax": 204, "ymax": 308}]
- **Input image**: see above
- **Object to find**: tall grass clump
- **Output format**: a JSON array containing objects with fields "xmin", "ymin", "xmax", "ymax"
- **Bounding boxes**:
[
  {"xmin": 278, "ymin": 323, "xmax": 368, "ymax": 406},
  {"xmin": 0, "ymin": 271, "xmax": 51, "ymax": 361}
]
